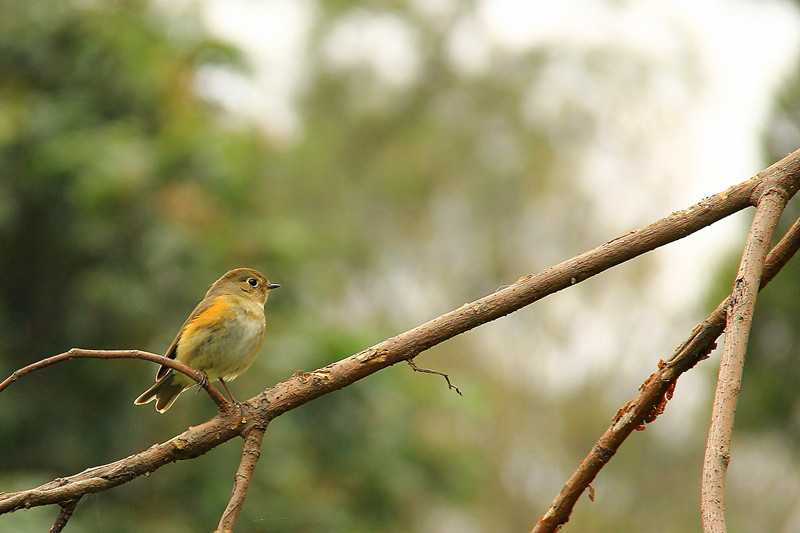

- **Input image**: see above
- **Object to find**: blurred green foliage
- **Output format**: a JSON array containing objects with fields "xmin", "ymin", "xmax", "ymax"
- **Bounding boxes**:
[{"xmin": 1, "ymin": 0, "xmax": 799, "ymax": 532}]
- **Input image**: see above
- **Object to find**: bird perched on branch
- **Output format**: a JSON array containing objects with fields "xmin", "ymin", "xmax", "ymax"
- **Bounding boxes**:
[{"xmin": 134, "ymin": 268, "xmax": 280, "ymax": 413}]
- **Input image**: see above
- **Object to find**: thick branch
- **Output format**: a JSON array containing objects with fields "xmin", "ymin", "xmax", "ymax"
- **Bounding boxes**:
[
  {"xmin": 0, "ymin": 411, "xmax": 248, "ymax": 513},
  {"xmin": 0, "ymin": 349, "xmax": 228, "ymax": 409},
  {"xmin": 2, "ymin": 148, "xmax": 800, "ymax": 519},
  {"xmin": 245, "ymin": 149, "xmax": 800, "ymax": 421},
  {"xmin": 701, "ymin": 188, "xmax": 788, "ymax": 532},
  {"xmin": 216, "ymin": 424, "xmax": 268, "ymax": 533}
]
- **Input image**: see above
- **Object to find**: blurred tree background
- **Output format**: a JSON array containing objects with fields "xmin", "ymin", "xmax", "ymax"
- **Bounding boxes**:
[{"xmin": 1, "ymin": 0, "xmax": 800, "ymax": 531}]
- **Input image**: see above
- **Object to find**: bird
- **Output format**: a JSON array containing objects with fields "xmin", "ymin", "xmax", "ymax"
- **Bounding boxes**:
[{"xmin": 134, "ymin": 268, "xmax": 279, "ymax": 413}]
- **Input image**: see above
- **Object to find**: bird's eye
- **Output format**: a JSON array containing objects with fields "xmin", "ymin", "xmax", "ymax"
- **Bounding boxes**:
[{"xmin": 247, "ymin": 278, "xmax": 258, "ymax": 287}]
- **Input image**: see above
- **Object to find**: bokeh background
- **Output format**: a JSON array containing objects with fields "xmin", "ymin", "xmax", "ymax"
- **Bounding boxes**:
[{"xmin": 3, "ymin": 0, "xmax": 800, "ymax": 531}]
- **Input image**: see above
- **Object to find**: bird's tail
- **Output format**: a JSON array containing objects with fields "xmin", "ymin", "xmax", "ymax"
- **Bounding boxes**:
[{"xmin": 134, "ymin": 372, "xmax": 188, "ymax": 413}]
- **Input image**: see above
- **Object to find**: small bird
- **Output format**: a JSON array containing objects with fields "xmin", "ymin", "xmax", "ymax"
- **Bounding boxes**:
[{"xmin": 134, "ymin": 268, "xmax": 280, "ymax": 413}]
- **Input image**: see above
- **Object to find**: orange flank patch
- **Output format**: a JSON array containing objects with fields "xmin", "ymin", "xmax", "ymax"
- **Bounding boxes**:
[{"xmin": 182, "ymin": 296, "xmax": 234, "ymax": 340}]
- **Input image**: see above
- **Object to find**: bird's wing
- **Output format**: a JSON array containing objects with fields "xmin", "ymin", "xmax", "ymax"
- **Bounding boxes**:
[{"xmin": 155, "ymin": 296, "xmax": 225, "ymax": 381}]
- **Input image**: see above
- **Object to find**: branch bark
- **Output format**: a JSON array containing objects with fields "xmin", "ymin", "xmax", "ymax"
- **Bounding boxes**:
[
  {"xmin": 216, "ymin": 424, "xmax": 268, "ymax": 532},
  {"xmin": 49, "ymin": 499, "xmax": 79, "ymax": 533},
  {"xmin": 701, "ymin": 187, "xmax": 789, "ymax": 532},
  {"xmin": 2, "ymin": 148, "xmax": 800, "ymax": 526},
  {"xmin": 0, "ymin": 410, "xmax": 249, "ymax": 513}
]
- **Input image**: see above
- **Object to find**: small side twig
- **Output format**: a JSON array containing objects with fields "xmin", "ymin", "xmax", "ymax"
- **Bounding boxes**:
[
  {"xmin": 215, "ymin": 424, "xmax": 268, "ymax": 533},
  {"xmin": 407, "ymin": 359, "xmax": 462, "ymax": 396},
  {"xmin": 701, "ymin": 188, "xmax": 788, "ymax": 533},
  {"xmin": 49, "ymin": 498, "xmax": 79, "ymax": 533},
  {"xmin": 0, "ymin": 348, "xmax": 228, "ymax": 409}
]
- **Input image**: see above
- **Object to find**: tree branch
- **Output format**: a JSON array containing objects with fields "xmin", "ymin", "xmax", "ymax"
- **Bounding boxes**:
[
  {"xmin": 215, "ymin": 424, "xmax": 268, "ymax": 533},
  {"xmin": 0, "ymin": 348, "xmax": 229, "ymax": 409},
  {"xmin": 701, "ymin": 187, "xmax": 789, "ymax": 532},
  {"xmin": 0, "ymin": 409, "xmax": 249, "ymax": 513},
  {"xmin": 49, "ymin": 498, "xmax": 79, "ymax": 533},
  {"xmin": 2, "ymin": 148, "xmax": 800, "ymax": 525},
  {"xmin": 532, "ymin": 184, "xmax": 800, "ymax": 532}
]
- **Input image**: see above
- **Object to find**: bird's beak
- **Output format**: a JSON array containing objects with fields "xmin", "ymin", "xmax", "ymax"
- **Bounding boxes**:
[{"xmin": 267, "ymin": 283, "xmax": 280, "ymax": 290}]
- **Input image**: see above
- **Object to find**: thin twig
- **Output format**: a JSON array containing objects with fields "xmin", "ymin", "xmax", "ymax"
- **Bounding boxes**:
[
  {"xmin": 532, "ymin": 212, "xmax": 800, "ymax": 533},
  {"xmin": 49, "ymin": 498, "xmax": 79, "ymax": 533},
  {"xmin": 216, "ymin": 424, "xmax": 268, "ymax": 533},
  {"xmin": 407, "ymin": 359, "xmax": 463, "ymax": 396},
  {"xmin": 0, "ymin": 348, "xmax": 229, "ymax": 409},
  {"xmin": 701, "ymin": 188, "xmax": 789, "ymax": 532}
]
